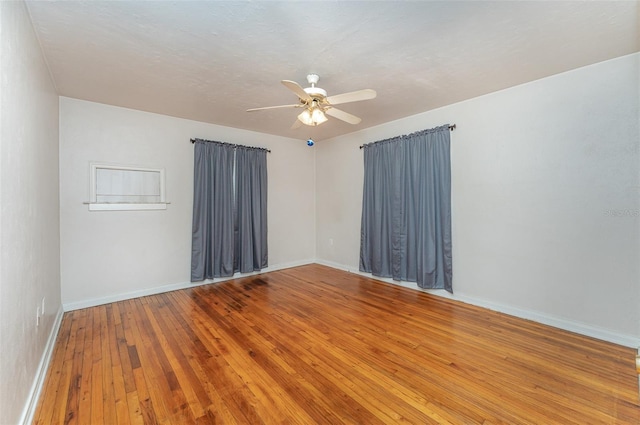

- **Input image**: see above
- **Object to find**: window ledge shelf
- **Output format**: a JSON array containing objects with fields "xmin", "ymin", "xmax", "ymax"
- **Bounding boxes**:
[{"xmin": 85, "ymin": 202, "xmax": 170, "ymax": 211}]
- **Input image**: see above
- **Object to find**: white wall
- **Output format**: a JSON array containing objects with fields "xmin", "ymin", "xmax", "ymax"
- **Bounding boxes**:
[
  {"xmin": 316, "ymin": 54, "xmax": 640, "ymax": 347},
  {"xmin": 60, "ymin": 98, "xmax": 316, "ymax": 308},
  {"xmin": 0, "ymin": 2, "xmax": 62, "ymax": 424}
]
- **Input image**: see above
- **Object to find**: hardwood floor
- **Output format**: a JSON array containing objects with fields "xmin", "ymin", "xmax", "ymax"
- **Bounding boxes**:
[{"xmin": 34, "ymin": 264, "xmax": 639, "ymax": 424}]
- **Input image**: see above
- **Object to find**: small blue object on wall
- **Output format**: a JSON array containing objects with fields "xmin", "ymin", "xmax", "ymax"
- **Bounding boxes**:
[{"xmin": 307, "ymin": 139, "xmax": 314, "ymax": 147}]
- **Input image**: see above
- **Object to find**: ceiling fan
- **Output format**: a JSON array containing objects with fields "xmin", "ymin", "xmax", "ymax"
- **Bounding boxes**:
[{"xmin": 247, "ymin": 74, "xmax": 376, "ymax": 128}]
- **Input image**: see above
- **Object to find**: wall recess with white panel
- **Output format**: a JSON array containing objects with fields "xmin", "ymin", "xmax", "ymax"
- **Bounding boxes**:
[{"xmin": 87, "ymin": 163, "xmax": 168, "ymax": 211}]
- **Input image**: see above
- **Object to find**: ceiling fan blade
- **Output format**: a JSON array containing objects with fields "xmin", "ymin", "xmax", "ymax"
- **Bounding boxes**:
[
  {"xmin": 246, "ymin": 104, "xmax": 301, "ymax": 112},
  {"xmin": 326, "ymin": 89, "xmax": 376, "ymax": 105},
  {"xmin": 325, "ymin": 107, "xmax": 362, "ymax": 125},
  {"xmin": 290, "ymin": 119, "xmax": 302, "ymax": 130},
  {"xmin": 282, "ymin": 80, "xmax": 312, "ymax": 102}
]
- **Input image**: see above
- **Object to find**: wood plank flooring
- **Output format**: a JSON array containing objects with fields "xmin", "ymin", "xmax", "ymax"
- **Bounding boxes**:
[{"xmin": 34, "ymin": 264, "xmax": 639, "ymax": 424}]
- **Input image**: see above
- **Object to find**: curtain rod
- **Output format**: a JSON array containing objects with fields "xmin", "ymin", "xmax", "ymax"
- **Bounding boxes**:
[
  {"xmin": 359, "ymin": 124, "xmax": 456, "ymax": 149},
  {"xmin": 190, "ymin": 138, "xmax": 271, "ymax": 153}
]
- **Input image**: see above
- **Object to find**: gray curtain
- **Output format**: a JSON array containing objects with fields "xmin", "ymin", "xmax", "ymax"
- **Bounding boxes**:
[
  {"xmin": 191, "ymin": 140, "xmax": 268, "ymax": 281},
  {"xmin": 234, "ymin": 146, "xmax": 268, "ymax": 273},
  {"xmin": 359, "ymin": 125, "xmax": 452, "ymax": 292}
]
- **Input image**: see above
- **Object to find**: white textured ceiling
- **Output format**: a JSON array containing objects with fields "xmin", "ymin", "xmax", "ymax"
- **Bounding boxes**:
[{"xmin": 26, "ymin": 1, "xmax": 639, "ymax": 141}]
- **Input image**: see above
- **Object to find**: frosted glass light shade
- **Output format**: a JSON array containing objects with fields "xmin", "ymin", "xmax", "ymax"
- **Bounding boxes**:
[
  {"xmin": 311, "ymin": 108, "xmax": 328, "ymax": 124},
  {"xmin": 298, "ymin": 107, "xmax": 327, "ymax": 126}
]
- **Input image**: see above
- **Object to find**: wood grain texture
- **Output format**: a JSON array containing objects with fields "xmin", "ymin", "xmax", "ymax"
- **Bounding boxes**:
[{"xmin": 34, "ymin": 264, "xmax": 639, "ymax": 424}]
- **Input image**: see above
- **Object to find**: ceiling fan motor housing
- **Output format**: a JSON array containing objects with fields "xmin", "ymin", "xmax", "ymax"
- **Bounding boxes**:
[
  {"xmin": 304, "ymin": 74, "xmax": 327, "ymax": 103},
  {"xmin": 304, "ymin": 87, "xmax": 327, "ymax": 101}
]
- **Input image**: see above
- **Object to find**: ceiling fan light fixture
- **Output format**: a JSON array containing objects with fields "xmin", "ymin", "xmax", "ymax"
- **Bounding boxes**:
[{"xmin": 298, "ymin": 106, "xmax": 327, "ymax": 126}]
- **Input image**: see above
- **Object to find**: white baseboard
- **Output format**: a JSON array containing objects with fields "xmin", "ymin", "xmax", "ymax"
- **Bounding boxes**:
[
  {"xmin": 61, "ymin": 258, "xmax": 639, "ymax": 348},
  {"xmin": 315, "ymin": 259, "xmax": 640, "ymax": 348},
  {"xmin": 19, "ymin": 305, "xmax": 64, "ymax": 425},
  {"xmin": 63, "ymin": 258, "xmax": 316, "ymax": 312},
  {"xmin": 452, "ymin": 293, "xmax": 639, "ymax": 349}
]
